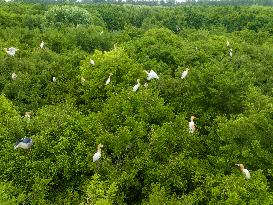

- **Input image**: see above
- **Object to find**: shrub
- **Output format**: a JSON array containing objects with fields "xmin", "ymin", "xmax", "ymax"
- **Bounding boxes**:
[{"xmin": 44, "ymin": 5, "xmax": 94, "ymax": 27}]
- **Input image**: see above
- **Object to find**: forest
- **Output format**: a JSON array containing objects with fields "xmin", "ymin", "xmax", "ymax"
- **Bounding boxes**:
[{"xmin": 1, "ymin": 1, "xmax": 273, "ymax": 204}]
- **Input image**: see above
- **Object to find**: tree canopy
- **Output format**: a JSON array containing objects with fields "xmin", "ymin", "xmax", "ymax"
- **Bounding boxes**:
[{"xmin": 1, "ymin": 2, "xmax": 273, "ymax": 204}]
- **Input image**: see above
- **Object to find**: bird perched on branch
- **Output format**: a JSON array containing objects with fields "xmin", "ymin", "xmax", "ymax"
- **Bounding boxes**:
[
  {"xmin": 189, "ymin": 116, "xmax": 196, "ymax": 133},
  {"xmin": 11, "ymin": 73, "xmax": 17, "ymax": 80},
  {"xmin": 133, "ymin": 79, "xmax": 140, "ymax": 92},
  {"xmin": 14, "ymin": 137, "xmax": 33, "ymax": 150},
  {"xmin": 90, "ymin": 59, "xmax": 95, "ymax": 66},
  {"xmin": 105, "ymin": 73, "xmax": 113, "ymax": 85},
  {"xmin": 181, "ymin": 68, "xmax": 189, "ymax": 79},
  {"xmin": 235, "ymin": 164, "xmax": 251, "ymax": 179},
  {"xmin": 5, "ymin": 47, "xmax": 19, "ymax": 56},
  {"xmin": 24, "ymin": 112, "xmax": 33, "ymax": 120},
  {"xmin": 229, "ymin": 48, "xmax": 233, "ymax": 57},
  {"xmin": 40, "ymin": 41, "xmax": 45, "ymax": 49},
  {"xmin": 144, "ymin": 70, "xmax": 159, "ymax": 80},
  {"xmin": 93, "ymin": 144, "xmax": 103, "ymax": 162}
]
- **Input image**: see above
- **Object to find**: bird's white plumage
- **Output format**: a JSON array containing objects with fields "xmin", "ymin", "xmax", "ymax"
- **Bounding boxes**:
[
  {"xmin": 105, "ymin": 73, "xmax": 112, "ymax": 85},
  {"xmin": 5, "ymin": 47, "xmax": 18, "ymax": 56},
  {"xmin": 242, "ymin": 168, "xmax": 251, "ymax": 179},
  {"xmin": 14, "ymin": 142, "xmax": 29, "ymax": 149},
  {"xmin": 90, "ymin": 59, "xmax": 95, "ymax": 65},
  {"xmin": 133, "ymin": 79, "xmax": 140, "ymax": 92},
  {"xmin": 181, "ymin": 68, "xmax": 189, "ymax": 79},
  {"xmin": 93, "ymin": 144, "xmax": 103, "ymax": 162},
  {"xmin": 52, "ymin": 77, "xmax": 56, "ymax": 82},
  {"xmin": 12, "ymin": 73, "xmax": 17, "ymax": 80},
  {"xmin": 93, "ymin": 152, "xmax": 101, "ymax": 162},
  {"xmin": 229, "ymin": 48, "xmax": 233, "ymax": 57},
  {"xmin": 40, "ymin": 41, "xmax": 45, "ymax": 49},
  {"xmin": 189, "ymin": 116, "xmax": 196, "ymax": 133},
  {"xmin": 145, "ymin": 70, "xmax": 159, "ymax": 80},
  {"xmin": 14, "ymin": 138, "xmax": 33, "ymax": 150},
  {"xmin": 236, "ymin": 164, "xmax": 251, "ymax": 179},
  {"xmin": 25, "ymin": 112, "xmax": 32, "ymax": 120}
]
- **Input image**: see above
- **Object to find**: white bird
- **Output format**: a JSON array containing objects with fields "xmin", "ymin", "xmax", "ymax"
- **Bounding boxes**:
[
  {"xmin": 133, "ymin": 79, "xmax": 140, "ymax": 92},
  {"xmin": 90, "ymin": 59, "xmax": 95, "ymax": 66},
  {"xmin": 93, "ymin": 144, "xmax": 103, "ymax": 162},
  {"xmin": 81, "ymin": 76, "xmax": 86, "ymax": 84},
  {"xmin": 5, "ymin": 47, "xmax": 19, "ymax": 56},
  {"xmin": 181, "ymin": 68, "xmax": 189, "ymax": 79},
  {"xmin": 189, "ymin": 116, "xmax": 196, "ymax": 133},
  {"xmin": 235, "ymin": 164, "xmax": 251, "ymax": 179},
  {"xmin": 25, "ymin": 112, "xmax": 33, "ymax": 119},
  {"xmin": 105, "ymin": 73, "xmax": 113, "ymax": 85},
  {"xmin": 144, "ymin": 70, "xmax": 159, "ymax": 81},
  {"xmin": 227, "ymin": 40, "xmax": 230, "ymax": 47},
  {"xmin": 24, "ymin": 112, "xmax": 33, "ymax": 122},
  {"xmin": 11, "ymin": 73, "xmax": 17, "ymax": 80},
  {"xmin": 40, "ymin": 41, "xmax": 45, "ymax": 49},
  {"xmin": 229, "ymin": 48, "xmax": 233, "ymax": 57},
  {"xmin": 52, "ymin": 77, "xmax": 56, "ymax": 82}
]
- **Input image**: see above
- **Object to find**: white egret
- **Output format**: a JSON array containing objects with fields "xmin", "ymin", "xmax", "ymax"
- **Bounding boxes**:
[
  {"xmin": 40, "ymin": 41, "xmax": 45, "ymax": 49},
  {"xmin": 229, "ymin": 48, "xmax": 233, "ymax": 57},
  {"xmin": 52, "ymin": 77, "xmax": 56, "ymax": 82},
  {"xmin": 133, "ymin": 79, "xmax": 140, "ymax": 92},
  {"xmin": 93, "ymin": 144, "xmax": 103, "ymax": 162},
  {"xmin": 105, "ymin": 73, "xmax": 113, "ymax": 85},
  {"xmin": 181, "ymin": 68, "xmax": 189, "ymax": 79},
  {"xmin": 5, "ymin": 47, "xmax": 19, "ymax": 56},
  {"xmin": 11, "ymin": 73, "xmax": 17, "ymax": 80},
  {"xmin": 189, "ymin": 116, "xmax": 196, "ymax": 133},
  {"xmin": 144, "ymin": 70, "xmax": 159, "ymax": 80},
  {"xmin": 235, "ymin": 164, "xmax": 251, "ymax": 179},
  {"xmin": 90, "ymin": 59, "xmax": 95, "ymax": 66}
]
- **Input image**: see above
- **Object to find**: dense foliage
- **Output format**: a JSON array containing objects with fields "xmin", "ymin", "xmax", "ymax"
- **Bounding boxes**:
[{"xmin": 1, "ymin": 2, "xmax": 273, "ymax": 204}]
